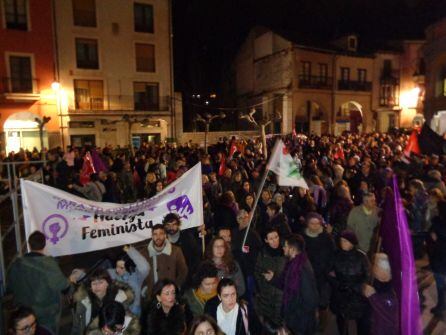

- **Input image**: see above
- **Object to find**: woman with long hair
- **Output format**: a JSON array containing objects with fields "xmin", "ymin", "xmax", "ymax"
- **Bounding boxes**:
[
  {"xmin": 71, "ymin": 269, "xmax": 135, "ymax": 335},
  {"xmin": 205, "ymin": 237, "xmax": 245, "ymax": 296}
]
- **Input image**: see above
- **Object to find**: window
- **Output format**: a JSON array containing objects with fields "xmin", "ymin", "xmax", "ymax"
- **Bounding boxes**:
[
  {"xmin": 300, "ymin": 61, "xmax": 311, "ymax": 80},
  {"xmin": 135, "ymin": 43, "xmax": 155, "ymax": 72},
  {"xmin": 9, "ymin": 56, "xmax": 33, "ymax": 93},
  {"xmin": 319, "ymin": 63, "xmax": 328, "ymax": 81},
  {"xmin": 134, "ymin": 82, "xmax": 159, "ymax": 110},
  {"xmin": 74, "ymin": 79, "xmax": 103, "ymax": 110},
  {"xmin": 72, "ymin": 0, "xmax": 96, "ymax": 27},
  {"xmin": 134, "ymin": 2, "xmax": 153, "ymax": 33},
  {"xmin": 68, "ymin": 121, "xmax": 95, "ymax": 128},
  {"xmin": 348, "ymin": 37, "xmax": 357, "ymax": 50},
  {"xmin": 358, "ymin": 69, "xmax": 367, "ymax": 82},
  {"xmin": 4, "ymin": 0, "xmax": 28, "ymax": 30},
  {"xmin": 383, "ymin": 60, "xmax": 392, "ymax": 77},
  {"xmin": 340, "ymin": 67, "xmax": 350, "ymax": 81},
  {"xmin": 75, "ymin": 38, "xmax": 99, "ymax": 69}
]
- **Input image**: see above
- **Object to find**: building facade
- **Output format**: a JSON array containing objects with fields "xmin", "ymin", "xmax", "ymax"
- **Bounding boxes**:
[
  {"xmin": 235, "ymin": 27, "xmax": 425, "ymax": 135},
  {"xmin": 424, "ymin": 18, "xmax": 446, "ymax": 135},
  {"xmin": 0, "ymin": 0, "xmax": 59, "ymax": 153},
  {"xmin": 53, "ymin": 0, "xmax": 175, "ymax": 148}
]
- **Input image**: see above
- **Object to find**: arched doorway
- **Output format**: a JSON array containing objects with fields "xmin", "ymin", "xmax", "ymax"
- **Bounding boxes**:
[
  {"xmin": 295, "ymin": 101, "xmax": 328, "ymax": 135},
  {"xmin": 3, "ymin": 112, "xmax": 48, "ymax": 153},
  {"xmin": 337, "ymin": 101, "xmax": 364, "ymax": 134}
]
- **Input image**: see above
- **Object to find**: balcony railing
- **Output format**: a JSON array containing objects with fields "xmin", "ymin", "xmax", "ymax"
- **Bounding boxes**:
[
  {"xmin": 71, "ymin": 95, "xmax": 171, "ymax": 113},
  {"xmin": 298, "ymin": 75, "xmax": 333, "ymax": 89},
  {"xmin": 338, "ymin": 80, "xmax": 372, "ymax": 92},
  {"xmin": 1, "ymin": 77, "xmax": 39, "ymax": 94}
]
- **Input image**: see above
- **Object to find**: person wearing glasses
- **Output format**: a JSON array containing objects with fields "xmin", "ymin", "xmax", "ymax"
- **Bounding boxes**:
[
  {"xmin": 86, "ymin": 302, "xmax": 140, "ymax": 335},
  {"xmin": 7, "ymin": 306, "xmax": 51, "ymax": 335}
]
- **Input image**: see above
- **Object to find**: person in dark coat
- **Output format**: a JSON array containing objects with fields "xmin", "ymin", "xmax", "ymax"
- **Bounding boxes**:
[
  {"xmin": 145, "ymin": 279, "xmax": 186, "ymax": 335},
  {"xmin": 214, "ymin": 191, "xmax": 238, "ymax": 231},
  {"xmin": 329, "ymin": 230, "xmax": 370, "ymax": 335},
  {"xmin": 163, "ymin": 213, "xmax": 202, "ymax": 287},
  {"xmin": 6, "ymin": 231, "xmax": 74, "ymax": 334},
  {"xmin": 265, "ymin": 202, "xmax": 292, "ymax": 239},
  {"xmin": 303, "ymin": 212, "xmax": 335, "ymax": 330},
  {"xmin": 263, "ymin": 234, "xmax": 319, "ymax": 335},
  {"xmin": 254, "ymin": 227, "xmax": 286, "ymax": 326},
  {"xmin": 362, "ymin": 253, "xmax": 399, "ymax": 335},
  {"xmin": 428, "ymin": 200, "xmax": 446, "ymax": 315}
]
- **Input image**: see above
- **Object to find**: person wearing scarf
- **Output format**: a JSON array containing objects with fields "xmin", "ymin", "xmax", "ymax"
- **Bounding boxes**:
[
  {"xmin": 263, "ymin": 234, "xmax": 319, "ymax": 335},
  {"xmin": 183, "ymin": 262, "xmax": 219, "ymax": 318},
  {"xmin": 204, "ymin": 278, "xmax": 249, "ymax": 335}
]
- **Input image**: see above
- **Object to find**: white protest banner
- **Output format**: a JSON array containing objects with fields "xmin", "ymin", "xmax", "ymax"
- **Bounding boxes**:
[{"xmin": 21, "ymin": 163, "xmax": 203, "ymax": 257}]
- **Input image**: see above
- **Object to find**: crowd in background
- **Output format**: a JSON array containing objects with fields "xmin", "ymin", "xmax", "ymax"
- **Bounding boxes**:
[{"xmin": 4, "ymin": 130, "xmax": 446, "ymax": 335}]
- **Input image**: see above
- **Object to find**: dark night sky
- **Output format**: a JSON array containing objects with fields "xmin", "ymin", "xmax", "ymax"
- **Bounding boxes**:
[{"xmin": 173, "ymin": 0, "xmax": 446, "ymax": 95}]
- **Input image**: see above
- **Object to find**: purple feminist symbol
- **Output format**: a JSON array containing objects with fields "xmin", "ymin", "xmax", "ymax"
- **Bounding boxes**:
[
  {"xmin": 41, "ymin": 214, "xmax": 69, "ymax": 245},
  {"xmin": 166, "ymin": 195, "xmax": 194, "ymax": 220}
]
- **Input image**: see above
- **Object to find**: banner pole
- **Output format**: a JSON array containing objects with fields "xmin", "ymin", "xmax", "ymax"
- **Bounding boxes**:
[{"xmin": 241, "ymin": 140, "xmax": 280, "ymax": 250}]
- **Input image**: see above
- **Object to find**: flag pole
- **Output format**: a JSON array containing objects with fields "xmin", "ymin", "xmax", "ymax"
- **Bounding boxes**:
[{"xmin": 241, "ymin": 140, "xmax": 279, "ymax": 249}]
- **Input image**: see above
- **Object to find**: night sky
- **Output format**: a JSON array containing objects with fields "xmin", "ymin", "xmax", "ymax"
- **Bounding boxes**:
[{"xmin": 173, "ymin": 0, "xmax": 446, "ymax": 94}]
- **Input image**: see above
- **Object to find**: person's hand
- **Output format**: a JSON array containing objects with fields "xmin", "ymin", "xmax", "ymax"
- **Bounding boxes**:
[
  {"xmin": 123, "ymin": 245, "xmax": 130, "ymax": 252},
  {"xmin": 263, "ymin": 270, "xmax": 274, "ymax": 281},
  {"xmin": 363, "ymin": 284, "xmax": 376, "ymax": 298},
  {"xmin": 69, "ymin": 268, "xmax": 85, "ymax": 284}
]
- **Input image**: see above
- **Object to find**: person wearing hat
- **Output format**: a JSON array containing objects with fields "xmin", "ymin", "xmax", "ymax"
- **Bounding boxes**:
[
  {"xmin": 329, "ymin": 230, "xmax": 370, "ymax": 335},
  {"xmin": 362, "ymin": 253, "xmax": 399, "ymax": 335}
]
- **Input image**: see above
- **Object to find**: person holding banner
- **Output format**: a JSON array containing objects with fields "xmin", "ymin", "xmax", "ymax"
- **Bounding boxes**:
[
  {"xmin": 107, "ymin": 245, "xmax": 150, "ymax": 316},
  {"xmin": 7, "ymin": 231, "xmax": 77, "ymax": 335},
  {"xmin": 141, "ymin": 224, "xmax": 188, "ymax": 299}
]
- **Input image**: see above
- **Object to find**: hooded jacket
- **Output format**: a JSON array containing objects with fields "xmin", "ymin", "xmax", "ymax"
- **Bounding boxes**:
[{"xmin": 71, "ymin": 282, "xmax": 134, "ymax": 335}]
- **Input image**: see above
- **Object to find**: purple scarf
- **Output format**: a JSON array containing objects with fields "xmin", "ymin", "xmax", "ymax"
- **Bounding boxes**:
[{"xmin": 279, "ymin": 252, "xmax": 308, "ymax": 307}]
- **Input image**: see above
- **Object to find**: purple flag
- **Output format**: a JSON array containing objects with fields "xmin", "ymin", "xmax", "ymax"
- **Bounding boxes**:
[
  {"xmin": 91, "ymin": 149, "xmax": 108, "ymax": 173},
  {"xmin": 380, "ymin": 176, "xmax": 421, "ymax": 335}
]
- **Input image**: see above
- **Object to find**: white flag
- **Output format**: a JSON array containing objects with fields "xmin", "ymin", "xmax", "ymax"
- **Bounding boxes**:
[
  {"xmin": 268, "ymin": 140, "xmax": 308, "ymax": 189},
  {"xmin": 21, "ymin": 163, "xmax": 203, "ymax": 257}
]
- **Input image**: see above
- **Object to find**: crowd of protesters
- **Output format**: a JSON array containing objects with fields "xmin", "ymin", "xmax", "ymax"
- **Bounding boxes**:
[{"xmin": 5, "ymin": 129, "xmax": 446, "ymax": 335}]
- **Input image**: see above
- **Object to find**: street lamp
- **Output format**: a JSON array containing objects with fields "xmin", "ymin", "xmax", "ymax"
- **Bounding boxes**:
[
  {"xmin": 195, "ymin": 112, "xmax": 226, "ymax": 153},
  {"xmin": 52, "ymin": 82, "xmax": 64, "ymax": 148},
  {"xmin": 35, "ymin": 116, "xmax": 51, "ymax": 160}
]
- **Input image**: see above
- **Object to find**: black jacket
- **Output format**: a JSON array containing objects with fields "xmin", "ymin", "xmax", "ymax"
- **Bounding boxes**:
[
  {"xmin": 232, "ymin": 227, "xmax": 263, "ymax": 278},
  {"xmin": 329, "ymin": 248, "xmax": 370, "ymax": 319},
  {"xmin": 146, "ymin": 303, "xmax": 186, "ymax": 335},
  {"xmin": 429, "ymin": 215, "xmax": 446, "ymax": 274}
]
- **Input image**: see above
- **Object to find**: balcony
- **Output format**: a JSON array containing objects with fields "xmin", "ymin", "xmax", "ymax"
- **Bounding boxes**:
[
  {"xmin": 379, "ymin": 77, "xmax": 400, "ymax": 107},
  {"xmin": 1, "ymin": 77, "xmax": 40, "ymax": 101},
  {"xmin": 338, "ymin": 80, "xmax": 372, "ymax": 92},
  {"xmin": 298, "ymin": 75, "xmax": 333, "ymax": 90},
  {"xmin": 70, "ymin": 95, "xmax": 171, "ymax": 115}
]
